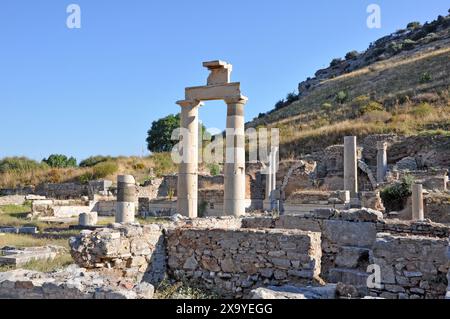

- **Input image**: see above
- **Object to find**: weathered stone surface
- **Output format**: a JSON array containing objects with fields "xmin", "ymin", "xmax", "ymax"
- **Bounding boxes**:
[
  {"xmin": 322, "ymin": 220, "xmax": 377, "ymax": 248},
  {"xmin": 69, "ymin": 224, "xmax": 166, "ymax": 285},
  {"xmin": 250, "ymin": 284, "xmax": 336, "ymax": 299},
  {"xmin": 0, "ymin": 267, "xmax": 154, "ymax": 299},
  {"xmin": 166, "ymin": 227, "xmax": 322, "ymax": 297},
  {"xmin": 338, "ymin": 208, "xmax": 384, "ymax": 222},
  {"xmin": 335, "ymin": 246, "xmax": 370, "ymax": 268},
  {"xmin": 371, "ymin": 233, "xmax": 449, "ymax": 299}
]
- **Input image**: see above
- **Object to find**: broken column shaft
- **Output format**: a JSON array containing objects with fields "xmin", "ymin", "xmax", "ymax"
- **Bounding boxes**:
[{"xmin": 115, "ymin": 175, "xmax": 136, "ymax": 223}]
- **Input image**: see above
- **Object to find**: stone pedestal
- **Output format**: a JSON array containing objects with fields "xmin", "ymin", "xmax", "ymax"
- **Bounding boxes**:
[
  {"xmin": 344, "ymin": 136, "xmax": 358, "ymax": 198},
  {"xmin": 411, "ymin": 183, "xmax": 424, "ymax": 221},
  {"xmin": 224, "ymin": 96, "xmax": 247, "ymax": 217},
  {"xmin": 376, "ymin": 141, "xmax": 388, "ymax": 183},
  {"xmin": 115, "ymin": 175, "xmax": 136, "ymax": 223},
  {"xmin": 176, "ymin": 100, "xmax": 202, "ymax": 218}
]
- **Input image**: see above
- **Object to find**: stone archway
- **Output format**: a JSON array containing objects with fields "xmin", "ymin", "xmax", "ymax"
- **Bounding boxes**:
[{"xmin": 176, "ymin": 61, "xmax": 248, "ymax": 218}]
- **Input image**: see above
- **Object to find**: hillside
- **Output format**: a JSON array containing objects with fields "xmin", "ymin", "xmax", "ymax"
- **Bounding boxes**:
[{"xmin": 247, "ymin": 12, "xmax": 450, "ymax": 158}]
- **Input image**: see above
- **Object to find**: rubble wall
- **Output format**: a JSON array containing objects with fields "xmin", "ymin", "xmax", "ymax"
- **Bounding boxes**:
[
  {"xmin": 166, "ymin": 227, "xmax": 322, "ymax": 298},
  {"xmin": 370, "ymin": 233, "xmax": 449, "ymax": 299}
]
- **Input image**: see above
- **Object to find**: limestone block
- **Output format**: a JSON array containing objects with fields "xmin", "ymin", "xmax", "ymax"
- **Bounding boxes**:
[{"xmin": 322, "ymin": 220, "xmax": 377, "ymax": 248}]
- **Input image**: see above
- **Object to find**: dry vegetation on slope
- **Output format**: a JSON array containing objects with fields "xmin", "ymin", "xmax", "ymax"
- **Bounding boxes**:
[{"xmin": 247, "ymin": 16, "xmax": 450, "ymax": 158}]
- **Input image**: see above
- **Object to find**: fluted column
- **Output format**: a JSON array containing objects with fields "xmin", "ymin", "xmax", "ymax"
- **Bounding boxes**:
[
  {"xmin": 224, "ymin": 95, "xmax": 248, "ymax": 217},
  {"xmin": 176, "ymin": 100, "xmax": 202, "ymax": 218}
]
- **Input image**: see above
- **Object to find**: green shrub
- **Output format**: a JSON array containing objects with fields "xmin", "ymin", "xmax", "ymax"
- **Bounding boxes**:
[
  {"xmin": 208, "ymin": 164, "xmax": 221, "ymax": 176},
  {"xmin": 402, "ymin": 39, "xmax": 416, "ymax": 50},
  {"xmin": 335, "ymin": 91, "xmax": 348, "ymax": 104},
  {"xmin": 0, "ymin": 157, "xmax": 46, "ymax": 173},
  {"xmin": 360, "ymin": 101, "xmax": 384, "ymax": 115},
  {"xmin": 92, "ymin": 162, "xmax": 118, "ymax": 179},
  {"xmin": 79, "ymin": 156, "xmax": 112, "ymax": 167},
  {"xmin": 420, "ymin": 72, "xmax": 432, "ymax": 83},
  {"xmin": 410, "ymin": 103, "xmax": 434, "ymax": 118},
  {"xmin": 380, "ymin": 175, "xmax": 414, "ymax": 212},
  {"xmin": 42, "ymin": 154, "xmax": 77, "ymax": 168},
  {"xmin": 79, "ymin": 172, "xmax": 94, "ymax": 184}
]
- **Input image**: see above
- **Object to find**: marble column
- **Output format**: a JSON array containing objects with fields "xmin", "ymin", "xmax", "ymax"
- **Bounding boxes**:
[
  {"xmin": 344, "ymin": 136, "xmax": 358, "ymax": 198},
  {"xmin": 264, "ymin": 147, "xmax": 278, "ymax": 211},
  {"xmin": 224, "ymin": 95, "xmax": 248, "ymax": 217},
  {"xmin": 377, "ymin": 141, "xmax": 388, "ymax": 183},
  {"xmin": 115, "ymin": 175, "xmax": 136, "ymax": 223},
  {"xmin": 270, "ymin": 147, "xmax": 279, "ymax": 210},
  {"xmin": 176, "ymin": 100, "xmax": 201, "ymax": 218},
  {"xmin": 412, "ymin": 183, "xmax": 424, "ymax": 221}
]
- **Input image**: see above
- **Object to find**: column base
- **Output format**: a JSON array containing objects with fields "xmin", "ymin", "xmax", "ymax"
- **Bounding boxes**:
[
  {"xmin": 224, "ymin": 199, "xmax": 246, "ymax": 217},
  {"xmin": 115, "ymin": 202, "xmax": 135, "ymax": 223},
  {"xmin": 177, "ymin": 198, "xmax": 198, "ymax": 218}
]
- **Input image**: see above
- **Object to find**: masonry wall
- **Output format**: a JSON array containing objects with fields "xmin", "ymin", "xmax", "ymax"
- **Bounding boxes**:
[
  {"xmin": 166, "ymin": 227, "xmax": 322, "ymax": 298},
  {"xmin": 241, "ymin": 209, "xmax": 450, "ymax": 294},
  {"xmin": 370, "ymin": 233, "xmax": 449, "ymax": 299}
]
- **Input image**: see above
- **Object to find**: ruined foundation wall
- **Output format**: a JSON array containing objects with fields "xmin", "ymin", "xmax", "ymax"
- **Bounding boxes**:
[
  {"xmin": 69, "ymin": 224, "xmax": 166, "ymax": 285},
  {"xmin": 166, "ymin": 227, "xmax": 322, "ymax": 298},
  {"xmin": 370, "ymin": 233, "xmax": 449, "ymax": 299}
]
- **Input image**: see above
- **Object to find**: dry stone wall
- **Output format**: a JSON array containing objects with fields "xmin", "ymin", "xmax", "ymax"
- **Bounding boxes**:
[
  {"xmin": 166, "ymin": 227, "xmax": 322, "ymax": 298},
  {"xmin": 370, "ymin": 233, "xmax": 449, "ymax": 299}
]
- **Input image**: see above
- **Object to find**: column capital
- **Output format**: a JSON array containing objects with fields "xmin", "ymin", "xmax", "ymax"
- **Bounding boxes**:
[
  {"xmin": 224, "ymin": 95, "xmax": 248, "ymax": 105},
  {"xmin": 176, "ymin": 99, "xmax": 204, "ymax": 108}
]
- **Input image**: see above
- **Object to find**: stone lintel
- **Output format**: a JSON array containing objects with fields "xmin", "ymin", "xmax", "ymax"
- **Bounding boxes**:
[{"xmin": 185, "ymin": 82, "xmax": 241, "ymax": 101}]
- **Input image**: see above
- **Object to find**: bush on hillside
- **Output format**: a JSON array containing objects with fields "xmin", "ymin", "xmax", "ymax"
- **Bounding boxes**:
[
  {"xmin": 420, "ymin": 72, "xmax": 432, "ymax": 83},
  {"xmin": 79, "ymin": 156, "xmax": 113, "ymax": 167},
  {"xmin": 330, "ymin": 58, "xmax": 343, "ymax": 67},
  {"xmin": 345, "ymin": 50, "xmax": 359, "ymax": 60},
  {"xmin": 0, "ymin": 157, "xmax": 46, "ymax": 173},
  {"xmin": 360, "ymin": 101, "xmax": 384, "ymax": 115},
  {"xmin": 410, "ymin": 103, "xmax": 434, "ymax": 118},
  {"xmin": 335, "ymin": 91, "xmax": 348, "ymax": 104},
  {"xmin": 407, "ymin": 21, "xmax": 422, "ymax": 30},
  {"xmin": 42, "ymin": 154, "xmax": 77, "ymax": 168},
  {"xmin": 92, "ymin": 162, "xmax": 118, "ymax": 179}
]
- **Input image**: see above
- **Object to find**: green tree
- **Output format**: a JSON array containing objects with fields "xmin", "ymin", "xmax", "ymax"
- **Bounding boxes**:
[
  {"xmin": 146, "ymin": 114, "xmax": 181, "ymax": 153},
  {"xmin": 42, "ymin": 154, "xmax": 77, "ymax": 168},
  {"xmin": 146, "ymin": 114, "xmax": 207, "ymax": 153}
]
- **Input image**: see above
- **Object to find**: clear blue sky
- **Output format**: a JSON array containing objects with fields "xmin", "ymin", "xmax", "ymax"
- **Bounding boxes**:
[{"xmin": 0, "ymin": 0, "xmax": 448, "ymax": 161}]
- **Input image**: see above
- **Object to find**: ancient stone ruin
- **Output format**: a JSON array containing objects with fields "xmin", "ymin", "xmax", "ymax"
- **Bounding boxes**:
[{"xmin": 0, "ymin": 61, "xmax": 449, "ymax": 300}]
